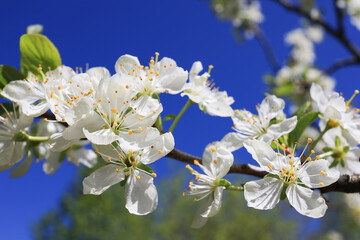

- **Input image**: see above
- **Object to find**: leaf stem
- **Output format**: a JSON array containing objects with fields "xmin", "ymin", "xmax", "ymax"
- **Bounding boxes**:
[{"xmin": 168, "ymin": 99, "xmax": 194, "ymax": 132}]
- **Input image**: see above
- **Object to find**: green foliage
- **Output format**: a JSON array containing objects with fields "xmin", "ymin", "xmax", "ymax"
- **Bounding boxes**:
[
  {"xmin": 20, "ymin": 34, "xmax": 61, "ymax": 77},
  {"xmin": 32, "ymin": 167, "xmax": 299, "ymax": 240},
  {"xmin": 288, "ymin": 111, "xmax": 320, "ymax": 147},
  {"xmin": 163, "ymin": 114, "xmax": 176, "ymax": 122},
  {"xmin": 0, "ymin": 65, "xmax": 24, "ymax": 89}
]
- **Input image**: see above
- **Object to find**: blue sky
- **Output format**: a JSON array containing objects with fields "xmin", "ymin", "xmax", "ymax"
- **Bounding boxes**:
[{"xmin": 1, "ymin": 0, "xmax": 359, "ymax": 239}]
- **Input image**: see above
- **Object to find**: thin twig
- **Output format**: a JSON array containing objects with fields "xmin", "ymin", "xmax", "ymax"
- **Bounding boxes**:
[
  {"xmin": 333, "ymin": 0, "xmax": 345, "ymax": 36},
  {"xmin": 254, "ymin": 26, "xmax": 281, "ymax": 73},
  {"xmin": 272, "ymin": 0, "xmax": 360, "ymax": 61},
  {"xmin": 324, "ymin": 57, "xmax": 360, "ymax": 75}
]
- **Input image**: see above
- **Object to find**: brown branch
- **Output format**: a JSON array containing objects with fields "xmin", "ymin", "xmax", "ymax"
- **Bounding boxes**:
[
  {"xmin": 166, "ymin": 148, "xmax": 267, "ymax": 177},
  {"xmin": 324, "ymin": 57, "xmax": 360, "ymax": 75},
  {"xmin": 271, "ymin": 0, "xmax": 360, "ymax": 61},
  {"xmin": 321, "ymin": 175, "xmax": 360, "ymax": 193},
  {"xmin": 253, "ymin": 26, "xmax": 281, "ymax": 73},
  {"xmin": 166, "ymin": 148, "xmax": 360, "ymax": 193},
  {"xmin": 38, "ymin": 112, "xmax": 360, "ymax": 193},
  {"xmin": 333, "ymin": 0, "xmax": 345, "ymax": 36}
]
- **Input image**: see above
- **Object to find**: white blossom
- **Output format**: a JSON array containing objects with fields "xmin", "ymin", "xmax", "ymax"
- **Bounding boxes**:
[
  {"xmin": 83, "ymin": 128, "xmax": 174, "ymax": 215},
  {"xmin": 243, "ymin": 139, "xmax": 339, "ymax": 218},
  {"xmin": 184, "ymin": 138, "xmax": 234, "ymax": 228},
  {"xmin": 0, "ymin": 106, "xmax": 33, "ymax": 173},
  {"xmin": 225, "ymin": 95, "xmax": 297, "ymax": 150},
  {"xmin": 181, "ymin": 61, "xmax": 234, "ymax": 117}
]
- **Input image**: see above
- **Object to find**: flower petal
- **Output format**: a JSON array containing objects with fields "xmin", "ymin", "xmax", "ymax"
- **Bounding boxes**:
[
  {"xmin": 202, "ymin": 141, "xmax": 234, "ymax": 178},
  {"xmin": 200, "ymin": 186, "xmax": 225, "ymax": 218},
  {"xmin": 299, "ymin": 159, "xmax": 340, "ymax": 188},
  {"xmin": 243, "ymin": 139, "xmax": 280, "ymax": 171},
  {"xmin": 83, "ymin": 128, "xmax": 119, "ymax": 145},
  {"xmin": 10, "ymin": 152, "xmax": 33, "ymax": 178},
  {"xmin": 264, "ymin": 116, "xmax": 297, "ymax": 143},
  {"xmin": 220, "ymin": 132, "xmax": 244, "ymax": 152},
  {"xmin": 244, "ymin": 177, "xmax": 283, "ymax": 210},
  {"xmin": 286, "ymin": 184, "xmax": 327, "ymax": 218},
  {"xmin": 83, "ymin": 164, "xmax": 125, "ymax": 195},
  {"xmin": 125, "ymin": 170, "xmax": 158, "ymax": 215}
]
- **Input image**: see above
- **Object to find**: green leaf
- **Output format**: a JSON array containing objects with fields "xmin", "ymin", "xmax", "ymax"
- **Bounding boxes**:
[
  {"xmin": 291, "ymin": 101, "xmax": 312, "ymax": 118},
  {"xmin": 20, "ymin": 34, "xmax": 61, "ymax": 77},
  {"xmin": 329, "ymin": 160, "xmax": 339, "ymax": 168},
  {"xmin": 322, "ymin": 147, "xmax": 333, "ymax": 152},
  {"xmin": 288, "ymin": 111, "xmax": 320, "ymax": 147},
  {"xmin": 0, "ymin": 65, "xmax": 24, "ymax": 88},
  {"xmin": 335, "ymin": 136, "xmax": 341, "ymax": 148},
  {"xmin": 163, "ymin": 114, "xmax": 176, "ymax": 122},
  {"xmin": 273, "ymin": 82, "xmax": 294, "ymax": 96},
  {"xmin": 343, "ymin": 146, "xmax": 350, "ymax": 153},
  {"xmin": 137, "ymin": 163, "xmax": 154, "ymax": 174},
  {"xmin": 280, "ymin": 184, "xmax": 287, "ymax": 201}
]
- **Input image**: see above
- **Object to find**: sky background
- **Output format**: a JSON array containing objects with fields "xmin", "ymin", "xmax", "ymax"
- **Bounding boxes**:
[{"xmin": 1, "ymin": 0, "xmax": 360, "ymax": 239}]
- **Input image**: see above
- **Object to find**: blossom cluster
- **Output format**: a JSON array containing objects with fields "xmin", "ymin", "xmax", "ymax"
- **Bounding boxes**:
[
  {"xmin": 0, "ymin": 53, "xmax": 234, "ymax": 215},
  {"xmin": 1, "ymin": 52, "xmax": 359, "ymax": 226}
]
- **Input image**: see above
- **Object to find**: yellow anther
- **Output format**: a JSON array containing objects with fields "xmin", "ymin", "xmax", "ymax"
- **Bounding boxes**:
[
  {"xmin": 107, "ymin": 157, "xmax": 111, "ymax": 162},
  {"xmin": 43, "ymin": 118, "xmax": 47, "ymax": 122},
  {"xmin": 208, "ymin": 65, "xmax": 214, "ymax": 74},
  {"xmin": 54, "ymin": 110, "xmax": 59, "ymax": 114},
  {"xmin": 194, "ymin": 160, "xmax": 199, "ymax": 165},
  {"xmin": 111, "ymin": 108, "xmax": 117, "ymax": 113},
  {"xmin": 158, "ymin": 149, "xmax": 163, "ymax": 154},
  {"xmin": 281, "ymin": 144, "xmax": 286, "ymax": 148},
  {"xmin": 95, "ymin": 150, "xmax": 99, "ymax": 154},
  {"xmin": 320, "ymin": 171, "xmax": 325, "ymax": 175},
  {"xmin": 290, "ymin": 176, "xmax": 295, "ymax": 181},
  {"xmin": 213, "ymin": 159, "xmax": 218, "ymax": 164},
  {"xmin": 102, "ymin": 114, "xmax": 107, "ymax": 118},
  {"xmin": 131, "ymin": 162, "xmax": 136, "ymax": 166},
  {"xmin": 139, "ymin": 117, "xmax": 143, "ymax": 121},
  {"xmin": 139, "ymin": 127, "xmax": 142, "ymax": 132},
  {"xmin": 289, "ymin": 160, "xmax": 294, "ymax": 166},
  {"xmin": 98, "ymin": 98, "xmax": 102, "ymax": 102},
  {"xmin": 152, "ymin": 110, "xmax": 157, "ymax": 114},
  {"xmin": 274, "ymin": 139, "xmax": 279, "ymax": 143},
  {"xmin": 136, "ymin": 176, "xmax": 141, "ymax": 180},
  {"xmin": 277, "ymin": 153, "xmax": 281, "ymax": 156},
  {"xmin": 126, "ymin": 85, "xmax": 129, "ymax": 89},
  {"xmin": 193, "ymin": 198, "xmax": 197, "ymax": 203},
  {"xmin": 195, "ymin": 175, "xmax": 200, "ymax": 180},
  {"xmin": 307, "ymin": 138, "xmax": 312, "ymax": 143},
  {"xmin": 268, "ymin": 164, "xmax": 272, "ymax": 169},
  {"xmin": 319, "ymin": 182, "xmax": 324, "ymax": 186},
  {"xmin": 306, "ymin": 157, "xmax": 311, "ymax": 161},
  {"xmin": 182, "ymin": 190, "xmax": 187, "ymax": 196},
  {"xmin": 311, "ymin": 150, "xmax": 315, "ymax": 154},
  {"xmin": 210, "ymin": 147, "xmax": 216, "ymax": 152},
  {"xmin": 316, "ymin": 156, "xmax": 320, "ymax": 160},
  {"xmin": 152, "ymin": 173, "xmax": 157, "ymax": 178},
  {"xmin": 57, "ymin": 86, "xmax": 61, "ymax": 90},
  {"xmin": 116, "ymin": 169, "xmax": 119, "ymax": 172}
]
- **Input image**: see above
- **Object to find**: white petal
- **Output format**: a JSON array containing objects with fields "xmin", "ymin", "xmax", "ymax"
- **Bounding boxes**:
[
  {"xmin": 69, "ymin": 148, "xmax": 97, "ymax": 168},
  {"xmin": 244, "ymin": 177, "xmax": 283, "ymax": 210},
  {"xmin": 202, "ymin": 141, "xmax": 234, "ymax": 178},
  {"xmin": 125, "ymin": 170, "xmax": 158, "ymax": 215},
  {"xmin": 20, "ymin": 101, "xmax": 49, "ymax": 117},
  {"xmin": 299, "ymin": 159, "xmax": 340, "ymax": 188},
  {"xmin": 189, "ymin": 61, "xmax": 203, "ymax": 82},
  {"xmin": 141, "ymin": 132, "xmax": 175, "ymax": 164},
  {"xmin": 83, "ymin": 128, "xmax": 119, "ymax": 145},
  {"xmin": 115, "ymin": 54, "xmax": 141, "ymax": 75},
  {"xmin": 220, "ymin": 132, "xmax": 244, "ymax": 152},
  {"xmin": 200, "ymin": 186, "xmax": 225, "ymax": 218},
  {"xmin": 264, "ymin": 116, "xmax": 298, "ymax": 143},
  {"xmin": 83, "ymin": 164, "xmax": 125, "ymax": 195},
  {"xmin": 1, "ymin": 80, "xmax": 44, "ymax": 103},
  {"xmin": 42, "ymin": 151, "xmax": 62, "ymax": 175},
  {"xmin": 286, "ymin": 184, "xmax": 327, "ymax": 218},
  {"xmin": 49, "ymin": 133, "xmax": 74, "ymax": 152},
  {"xmin": 205, "ymin": 101, "xmax": 234, "ymax": 117},
  {"xmin": 130, "ymin": 95, "xmax": 162, "ymax": 116},
  {"xmin": 10, "ymin": 152, "xmax": 33, "ymax": 178},
  {"xmin": 62, "ymin": 111, "xmax": 103, "ymax": 140},
  {"xmin": 243, "ymin": 139, "xmax": 280, "ymax": 171},
  {"xmin": 258, "ymin": 95, "xmax": 285, "ymax": 126}
]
